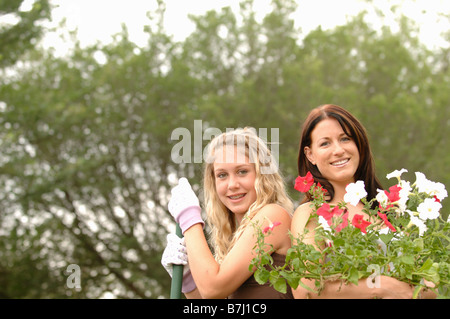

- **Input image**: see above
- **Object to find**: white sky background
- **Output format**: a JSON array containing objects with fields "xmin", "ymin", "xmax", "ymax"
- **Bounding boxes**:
[{"xmin": 42, "ymin": 0, "xmax": 450, "ymax": 54}]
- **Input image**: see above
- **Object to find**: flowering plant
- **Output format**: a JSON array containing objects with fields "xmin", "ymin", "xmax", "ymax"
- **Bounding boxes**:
[{"xmin": 251, "ymin": 169, "xmax": 450, "ymax": 298}]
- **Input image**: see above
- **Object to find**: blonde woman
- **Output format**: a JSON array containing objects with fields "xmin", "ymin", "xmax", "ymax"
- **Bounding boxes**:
[{"xmin": 164, "ymin": 128, "xmax": 293, "ymax": 299}]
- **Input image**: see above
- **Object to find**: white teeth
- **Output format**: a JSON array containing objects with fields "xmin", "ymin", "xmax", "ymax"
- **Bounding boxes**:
[
  {"xmin": 332, "ymin": 159, "xmax": 349, "ymax": 166},
  {"xmin": 229, "ymin": 194, "xmax": 245, "ymax": 199}
]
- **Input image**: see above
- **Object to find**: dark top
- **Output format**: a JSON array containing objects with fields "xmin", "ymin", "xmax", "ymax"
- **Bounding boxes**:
[{"xmin": 228, "ymin": 253, "xmax": 294, "ymax": 299}]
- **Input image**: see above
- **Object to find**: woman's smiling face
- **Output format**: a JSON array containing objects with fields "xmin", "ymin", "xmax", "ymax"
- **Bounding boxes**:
[
  {"xmin": 304, "ymin": 117, "xmax": 360, "ymax": 188},
  {"xmin": 213, "ymin": 146, "xmax": 257, "ymax": 219}
]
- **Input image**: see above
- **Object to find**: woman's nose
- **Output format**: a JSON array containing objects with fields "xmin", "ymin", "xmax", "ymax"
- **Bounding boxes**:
[
  {"xmin": 332, "ymin": 142, "xmax": 345, "ymax": 156},
  {"xmin": 228, "ymin": 175, "xmax": 239, "ymax": 189}
]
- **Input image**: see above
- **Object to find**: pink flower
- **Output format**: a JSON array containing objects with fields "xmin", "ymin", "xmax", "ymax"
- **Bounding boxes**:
[
  {"xmin": 352, "ymin": 214, "xmax": 372, "ymax": 234},
  {"xmin": 263, "ymin": 221, "xmax": 281, "ymax": 234},
  {"xmin": 294, "ymin": 172, "xmax": 314, "ymax": 193}
]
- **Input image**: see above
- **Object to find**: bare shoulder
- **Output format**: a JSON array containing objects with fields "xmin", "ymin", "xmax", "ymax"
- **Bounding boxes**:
[
  {"xmin": 250, "ymin": 203, "xmax": 292, "ymax": 235},
  {"xmin": 293, "ymin": 202, "xmax": 313, "ymax": 221},
  {"xmin": 252, "ymin": 203, "xmax": 291, "ymax": 253},
  {"xmin": 291, "ymin": 202, "xmax": 315, "ymax": 237},
  {"xmin": 257, "ymin": 203, "xmax": 292, "ymax": 223}
]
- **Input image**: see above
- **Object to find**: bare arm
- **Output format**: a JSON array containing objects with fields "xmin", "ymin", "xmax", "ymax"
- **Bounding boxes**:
[
  {"xmin": 296, "ymin": 276, "xmax": 416, "ymax": 299},
  {"xmin": 184, "ymin": 204, "xmax": 291, "ymax": 299}
]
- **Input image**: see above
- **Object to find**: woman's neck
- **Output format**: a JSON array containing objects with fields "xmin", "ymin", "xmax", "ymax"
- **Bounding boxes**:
[
  {"xmin": 235, "ymin": 213, "xmax": 246, "ymax": 226},
  {"xmin": 328, "ymin": 180, "xmax": 367, "ymax": 218}
]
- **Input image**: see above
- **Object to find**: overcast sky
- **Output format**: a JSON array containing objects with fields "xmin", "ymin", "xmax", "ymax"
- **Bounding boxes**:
[{"xmin": 42, "ymin": 0, "xmax": 450, "ymax": 54}]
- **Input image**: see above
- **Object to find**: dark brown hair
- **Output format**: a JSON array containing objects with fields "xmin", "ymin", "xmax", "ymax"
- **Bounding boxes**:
[{"xmin": 298, "ymin": 104, "xmax": 382, "ymax": 206}]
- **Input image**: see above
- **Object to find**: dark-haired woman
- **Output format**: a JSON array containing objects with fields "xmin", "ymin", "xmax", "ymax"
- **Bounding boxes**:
[{"xmin": 291, "ymin": 104, "xmax": 434, "ymax": 299}]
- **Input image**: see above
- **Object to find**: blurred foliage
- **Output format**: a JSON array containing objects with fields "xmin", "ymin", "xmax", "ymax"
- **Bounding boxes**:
[
  {"xmin": 0, "ymin": 0, "xmax": 51, "ymax": 67},
  {"xmin": 0, "ymin": 0, "xmax": 448, "ymax": 298}
]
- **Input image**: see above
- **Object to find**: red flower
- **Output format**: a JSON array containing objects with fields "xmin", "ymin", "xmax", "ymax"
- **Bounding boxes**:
[
  {"xmin": 263, "ymin": 221, "xmax": 281, "ymax": 234},
  {"xmin": 352, "ymin": 214, "xmax": 372, "ymax": 234},
  {"xmin": 316, "ymin": 203, "xmax": 333, "ymax": 221},
  {"xmin": 377, "ymin": 212, "xmax": 396, "ymax": 232},
  {"xmin": 335, "ymin": 210, "xmax": 349, "ymax": 233},
  {"xmin": 317, "ymin": 204, "xmax": 348, "ymax": 233},
  {"xmin": 384, "ymin": 185, "xmax": 402, "ymax": 203},
  {"xmin": 294, "ymin": 172, "xmax": 314, "ymax": 193},
  {"xmin": 433, "ymin": 195, "xmax": 441, "ymax": 203}
]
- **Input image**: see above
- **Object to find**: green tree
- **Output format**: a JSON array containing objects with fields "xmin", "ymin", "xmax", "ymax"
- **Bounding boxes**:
[
  {"xmin": 0, "ymin": 2, "xmax": 195, "ymax": 297},
  {"xmin": 0, "ymin": 0, "xmax": 51, "ymax": 67}
]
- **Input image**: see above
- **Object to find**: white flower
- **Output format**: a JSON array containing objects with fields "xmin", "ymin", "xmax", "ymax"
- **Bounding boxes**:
[
  {"xmin": 428, "ymin": 181, "xmax": 447, "ymax": 201},
  {"xmin": 397, "ymin": 180, "xmax": 411, "ymax": 214},
  {"xmin": 398, "ymin": 180, "xmax": 411, "ymax": 195},
  {"xmin": 378, "ymin": 227, "xmax": 391, "ymax": 235},
  {"xmin": 406, "ymin": 210, "xmax": 428, "ymax": 236},
  {"xmin": 386, "ymin": 168, "xmax": 408, "ymax": 180},
  {"xmin": 344, "ymin": 181, "xmax": 367, "ymax": 206},
  {"xmin": 414, "ymin": 172, "xmax": 448, "ymax": 201},
  {"xmin": 417, "ymin": 198, "xmax": 441, "ymax": 220},
  {"xmin": 376, "ymin": 188, "xmax": 389, "ymax": 207},
  {"xmin": 414, "ymin": 172, "xmax": 433, "ymax": 194},
  {"xmin": 318, "ymin": 216, "xmax": 332, "ymax": 232}
]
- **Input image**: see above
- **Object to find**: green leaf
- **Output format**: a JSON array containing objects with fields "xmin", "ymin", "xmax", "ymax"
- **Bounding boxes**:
[
  {"xmin": 333, "ymin": 238, "xmax": 345, "ymax": 247},
  {"xmin": 298, "ymin": 280, "xmax": 317, "ymax": 294},
  {"xmin": 413, "ymin": 238, "xmax": 424, "ymax": 251},
  {"xmin": 291, "ymin": 257, "xmax": 301, "ymax": 270},
  {"xmin": 400, "ymin": 255, "xmax": 415, "ymax": 265},
  {"xmin": 419, "ymin": 258, "xmax": 434, "ymax": 272},
  {"xmin": 379, "ymin": 233, "xmax": 395, "ymax": 245},
  {"xmin": 412, "ymin": 285, "xmax": 423, "ymax": 299},
  {"xmin": 348, "ymin": 267, "xmax": 360, "ymax": 285},
  {"xmin": 254, "ymin": 268, "xmax": 270, "ymax": 285},
  {"xmin": 281, "ymin": 271, "xmax": 300, "ymax": 290},
  {"xmin": 260, "ymin": 254, "xmax": 273, "ymax": 266},
  {"xmin": 272, "ymin": 277, "xmax": 287, "ymax": 294}
]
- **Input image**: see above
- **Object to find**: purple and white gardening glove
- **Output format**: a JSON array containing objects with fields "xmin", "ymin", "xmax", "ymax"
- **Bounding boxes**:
[
  {"xmin": 161, "ymin": 233, "xmax": 196, "ymax": 293},
  {"xmin": 168, "ymin": 178, "xmax": 204, "ymax": 234},
  {"xmin": 161, "ymin": 233, "xmax": 188, "ymax": 277}
]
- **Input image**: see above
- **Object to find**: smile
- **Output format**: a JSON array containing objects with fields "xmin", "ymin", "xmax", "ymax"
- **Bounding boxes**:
[
  {"xmin": 331, "ymin": 158, "xmax": 349, "ymax": 166},
  {"xmin": 228, "ymin": 193, "xmax": 246, "ymax": 200}
]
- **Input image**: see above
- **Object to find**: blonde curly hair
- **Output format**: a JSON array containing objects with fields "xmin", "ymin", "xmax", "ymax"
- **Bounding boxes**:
[{"xmin": 203, "ymin": 127, "xmax": 293, "ymax": 263}]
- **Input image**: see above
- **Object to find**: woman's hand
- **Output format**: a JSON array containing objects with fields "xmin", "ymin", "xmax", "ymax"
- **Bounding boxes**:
[
  {"xmin": 168, "ymin": 178, "xmax": 204, "ymax": 234},
  {"xmin": 161, "ymin": 233, "xmax": 196, "ymax": 293},
  {"xmin": 161, "ymin": 233, "xmax": 188, "ymax": 277}
]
